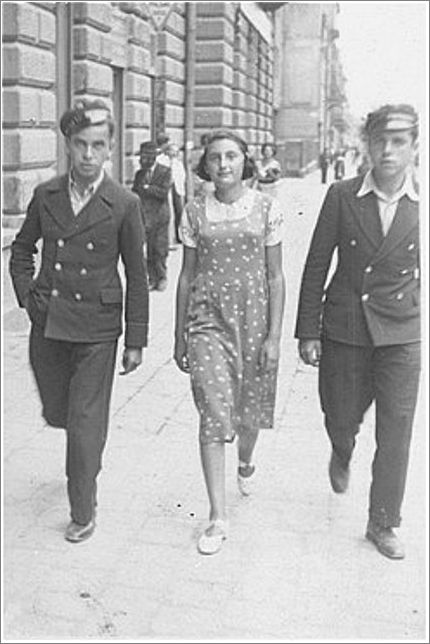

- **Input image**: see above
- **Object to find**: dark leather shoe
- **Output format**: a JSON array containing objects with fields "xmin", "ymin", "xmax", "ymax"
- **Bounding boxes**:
[
  {"xmin": 65, "ymin": 518, "xmax": 95, "ymax": 543},
  {"xmin": 328, "ymin": 450, "xmax": 350, "ymax": 493},
  {"xmin": 365, "ymin": 520, "xmax": 405, "ymax": 559}
]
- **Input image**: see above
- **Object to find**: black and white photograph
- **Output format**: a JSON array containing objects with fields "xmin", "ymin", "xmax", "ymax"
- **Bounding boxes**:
[{"xmin": 1, "ymin": 1, "xmax": 428, "ymax": 641}]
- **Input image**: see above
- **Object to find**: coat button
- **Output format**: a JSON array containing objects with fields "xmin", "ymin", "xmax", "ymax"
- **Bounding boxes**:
[
  {"xmin": 57, "ymin": 239, "xmax": 64, "ymax": 248},
  {"xmin": 80, "ymin": 267, "xmax": 88, "ymax": 276},
  {"xmin": 350, "ymin": 239, "xmax": 357, "ymax": 246},
  {"xmin": 74, "ymin": 293, "xmax": 82, "ymax": 301},
  {"xmin": 361, "ymin": 293, "xmax": 369, "ymax": 302},
  {"xmin": 396, "ymin": 292, "xmax": 404, "ymax": 300},
  {"xmin": 408, "ymin": 242, "xmax": 415, "ymax": 250},
  {"xmin": 54, "ymin": 262, "xmax": 62, "ymax": 271},
  {"xmin": 400, "ymin": 268, "xmax": 408, "ymax": 275},
  {"xmin": 51, "ymin": 289, "xmax": 59, "ymax": 297},
  {"xmin": 364, "ymin": 265, "xmax": 373, "ymax": 273},
  {"xmin": 86, "ymin": 242, "xmax": 94, "ymax": 250}
]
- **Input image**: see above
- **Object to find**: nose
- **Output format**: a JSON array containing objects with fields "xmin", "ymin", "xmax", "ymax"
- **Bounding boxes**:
[
  {"xmin": 382, "ymin": 140, "xmax": 393, "ymax": 155},
  {"xmin": 83, "ymin": 144, "xmax": 94, "ymax": 160}
]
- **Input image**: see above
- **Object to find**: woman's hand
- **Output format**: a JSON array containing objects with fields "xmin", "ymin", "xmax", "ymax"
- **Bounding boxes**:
[
  {"xmin": 174, "ymin": 336, "xmax": 190, "ymax": 373},
  {"xmin": 259, "ymin": 337, "xmax": 280, "ymax": 371}
]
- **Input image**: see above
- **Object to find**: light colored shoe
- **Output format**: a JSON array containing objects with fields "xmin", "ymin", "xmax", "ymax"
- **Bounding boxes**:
[
  {"xmin": 197, "ymin": 519, "xmax": 228, "ymax": 555},
  {"xmin": 65, "ymin": 518, "xmax": 96, "ymax": 543},
  {"xmin": 237, "ymin": 463, "xmax": 256, "ymax": 497}
]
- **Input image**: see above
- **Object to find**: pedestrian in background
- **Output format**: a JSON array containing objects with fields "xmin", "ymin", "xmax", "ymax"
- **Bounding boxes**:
[
  {"xmin": 334, "ymin": 150, "xmax": 346, "ymax": 180},
  {"xmin": 254, "ymin": 142, "xmax": 282, "ymax": 198},
  {"xmin": 174, "ymin": 130, "xmax": 286, "ymax": 555},
  {"xmin": 319, "ymin": 147, "xmax": 332, "ymax": 184},
  {"xmin": 295, "ymin": 104, "xmax": 420, "ymax": 559},
  {"xmin": 156, "ymin": 132, "xmax": 170, "ymax": 167},
  {"xmin": 166, "ymin": 143, "xmax": 186, "ymax": 245},
  {"xmin": 9, "ymin": 99, "xmax": 149, "ymax": 543},
  {"xmin": 132, "ymin": 141, "xmax": 172, "ymax": 291}
]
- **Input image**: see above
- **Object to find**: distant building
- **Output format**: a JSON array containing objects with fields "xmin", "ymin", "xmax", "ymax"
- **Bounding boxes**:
[{"xmin": 273, "ymin": 3, "xmax": 348, "ymax": 176}]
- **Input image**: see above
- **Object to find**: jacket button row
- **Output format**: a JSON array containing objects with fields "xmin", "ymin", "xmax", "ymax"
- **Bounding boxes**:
[
  {"xmin": 396, "ymin": 293, "xmax": 404, "ymax": 300},
  {"xmin": 364, "ymin": 265, "xmax": 373, "ymax": 274},
  {"xmin": 80, "ymin": 267, "xmax": 88, "ymax": 276},
  {"xmin": 400, "ymin": 269, "xmax": 408, "ymax": 275},
  {"xmin": 75, "ymin": 293, "xmax": 82, "ymax": 301},
  {"xmin": 361, "ymin": 293, "xmax": 369, "ymax": 302},
  {"xmin": 86, "ymin": 242, "xmax": 94, "ymax": 250},
  {"xmin": 57, "ymin": 239, "xmax": 64, "ymax": 248},
  {"xmin": 51, "ymin": 289, "xmax": 59, "ymax": 297},
  {"xmin": 54, "ymin": 262, "xmax": 62, "ymax": 271},
  {"xmin": 350, "ymin": 239, "xmax": 357, "ymax": 246}
]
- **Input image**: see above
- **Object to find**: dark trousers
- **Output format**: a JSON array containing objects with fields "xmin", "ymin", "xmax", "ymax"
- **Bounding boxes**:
[
  {"xmin": 29, "ymin": 324, "xmax": 117, "ymax": 524},
  {"xmin": 320, "ymin": 164, "xmax": 329, "ymax": 184},
  {"xmin": 319, "ymin": 338, "xmax": 421, "ymax": 527},
  {"xmin": 172, "ymin": 186, "xmax": 184, "ymax": 244},
  {"xmin": 146, "ymin": 218, "xmax": 169, "ymax": 287}
]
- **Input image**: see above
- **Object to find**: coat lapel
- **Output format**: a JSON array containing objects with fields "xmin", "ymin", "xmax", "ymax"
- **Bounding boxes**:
[
  {"xmin": 73, "ymin": 174, "xmax": 114, "ymax": 233},
  {"xmin": 44, "ymin": 175, "xmax": 75, "ymax": 231},
  {"xmin": 375, "ymin": 196, "xmax": 419, "ymax": 261},
  {"xmin": 348, "ymin": 187, "xmax": 384, "ymax": 250}
]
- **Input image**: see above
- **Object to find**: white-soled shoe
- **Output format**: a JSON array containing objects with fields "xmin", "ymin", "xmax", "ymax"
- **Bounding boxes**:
[
  {"xmin": 197, "ymin": 519, "xmax": 228, "ymax": 555},
  {"xmin": 237, "ymin": 463, "xmax": 256, "ymax": 497}
]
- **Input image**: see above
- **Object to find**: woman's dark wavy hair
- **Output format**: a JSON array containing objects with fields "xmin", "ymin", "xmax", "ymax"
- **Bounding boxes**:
[
  {"xmin": 261, "ymin": 142, "xmax": 277, "ymax": 156},
  {"xmin": 196, "ymin": 130, "xmax": 256, "ymax": 181}
]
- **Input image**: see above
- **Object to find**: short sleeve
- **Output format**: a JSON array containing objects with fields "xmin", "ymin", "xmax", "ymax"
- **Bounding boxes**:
[
  {"xmin": 179, "ymin": 203, "xmax": 198, "ymax": 248},
  {"xmin": 265, "ymin": 197, "xmax": 285, "ymax": 246}
]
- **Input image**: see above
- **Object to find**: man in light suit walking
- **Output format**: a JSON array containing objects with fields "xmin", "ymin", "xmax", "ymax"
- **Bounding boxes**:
[
  {"xmin": 9, "ymin": 99, "xmax": 149, "ymax": 543},
  {"xmin": 295, "ymin": 104, "xmax": 420, "ymax": 559}
]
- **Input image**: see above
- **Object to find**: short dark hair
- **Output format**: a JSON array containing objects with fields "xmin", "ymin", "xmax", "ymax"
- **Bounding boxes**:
[
  {"xmin": 196, "ymin": 130, "xmax": 256, "ymax": 181},
  {"xmin": 156, "ymin": 132, "xmax": 170, "ymax": 146},
  {"xmin": 261, "ymin": 142, "xmax": 277, "ymax": 155}
]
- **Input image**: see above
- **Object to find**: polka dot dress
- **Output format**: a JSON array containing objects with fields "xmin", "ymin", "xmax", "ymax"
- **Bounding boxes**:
[{"xmin": 180, "ymin": 188, "xmax": 284, "ymax": 445}]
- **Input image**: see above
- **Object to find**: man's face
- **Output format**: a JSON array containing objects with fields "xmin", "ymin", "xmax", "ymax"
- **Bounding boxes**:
[
  {"xmin": 66, "ymin": 123, "xmax": 112, "ymax": 185},
  {"xmin": 368, "ymin": 129, "xmax": 417, "ymax": 181},
  {"xmin": 140, "ymin": 150, "xmax": 156, "ymax": 168}
]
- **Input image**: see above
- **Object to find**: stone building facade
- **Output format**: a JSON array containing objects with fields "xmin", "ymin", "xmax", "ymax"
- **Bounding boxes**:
[{"xmin": 2, "ymin": 1, "xmax": 276, "ymax": 228}]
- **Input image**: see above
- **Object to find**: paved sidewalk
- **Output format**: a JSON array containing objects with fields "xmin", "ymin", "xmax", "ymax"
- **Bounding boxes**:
[{"xmin": 2, "ymin": 173, "xmax": 427, "ymax": 641}]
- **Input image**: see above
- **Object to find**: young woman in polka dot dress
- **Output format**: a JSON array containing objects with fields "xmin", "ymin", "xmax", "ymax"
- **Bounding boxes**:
[{"xmin": 174, "ymin": 131, "xmax": 286, "ymax": 555}]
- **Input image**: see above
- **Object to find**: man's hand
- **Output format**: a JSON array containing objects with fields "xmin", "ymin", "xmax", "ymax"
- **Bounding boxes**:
[
  {"xmin": 298, "ymin": 339, "xmax": 321, "ymax": 367},
  {"xmin": 120, "ymin": 347, "xmax": 143, "ymax": 375}
]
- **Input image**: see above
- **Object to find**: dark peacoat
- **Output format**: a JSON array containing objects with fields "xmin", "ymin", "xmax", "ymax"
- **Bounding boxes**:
[
  {"xmin": 132, "ymin": 162, "xmax": 171, "ymax": 231},
  {"xmin": 295, "ymin": 175, "xmax": 420, "ymax": 346},
  {"xmin": 9, "ymin": 173, "xmax": 149, "ymax": 347}
]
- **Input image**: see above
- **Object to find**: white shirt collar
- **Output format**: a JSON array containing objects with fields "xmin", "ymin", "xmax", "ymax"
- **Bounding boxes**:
[
  {"xmin": 357, "ymin": 169, "xmax": 418, "ymax": 203},
  {"xmin": 69, "ymin": 169, "xmax": 105, "ymax": 197}
]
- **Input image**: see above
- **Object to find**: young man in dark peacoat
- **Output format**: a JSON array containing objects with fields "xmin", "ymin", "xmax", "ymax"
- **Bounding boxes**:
[
  {"xmin": 132, "ymin": 141, "xmax": 172, "ymax": 291},
  {"xmin": 295, "ymin": 104, "xmax": 420, "ymax": 560},
  {"xmin": 9, "ymin": 99, "xmax": 149, "ymax": 543}
]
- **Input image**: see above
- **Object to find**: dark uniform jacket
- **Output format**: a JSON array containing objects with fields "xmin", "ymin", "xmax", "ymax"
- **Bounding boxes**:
[
  {"xmin": 9, "ymin": 173, "xmax": 149, "ymax": 348},
  {"xmin": 295, "ymin": 175, "xmax": 420, "ymax": 346},
  {"xmin": 132, "ymin": 163, "xmax": 171, "ymax": 231}
]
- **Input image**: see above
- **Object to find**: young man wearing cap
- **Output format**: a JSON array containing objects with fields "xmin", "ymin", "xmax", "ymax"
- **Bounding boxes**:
[
  {"xmin": 9, "ymin": 99, "xmax": 149, "ymax": 543},
  {"xmin": 132, "ymin": 141, "xmax": 172, "ymax": 291},
  {"xmin": 295, "ymin": 104, "xmax": 420, "ymax": 559}
]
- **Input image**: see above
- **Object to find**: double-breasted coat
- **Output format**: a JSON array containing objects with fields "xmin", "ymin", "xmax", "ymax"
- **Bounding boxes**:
[
  {"xmin": 295, "ymin": 175, "xmax": 420, "ymax": 347},
  {"xmin": 9, "ymin": 173, "xmax": 149, "ymax": 348}
]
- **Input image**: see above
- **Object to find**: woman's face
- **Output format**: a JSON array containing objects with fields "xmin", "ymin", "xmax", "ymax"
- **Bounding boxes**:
[
  {"xmin": 263, "ymin": 145, "xmax": 274, "ymax": 159},
  {"xmin": 205, "ymin": 138, "xmax": 245, "ymax": 187}
]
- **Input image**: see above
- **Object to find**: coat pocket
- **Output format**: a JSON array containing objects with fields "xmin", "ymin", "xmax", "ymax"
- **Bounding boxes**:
[{"xmin": 100, "ymin": 288, "xmax": 123, "ymax": 305}]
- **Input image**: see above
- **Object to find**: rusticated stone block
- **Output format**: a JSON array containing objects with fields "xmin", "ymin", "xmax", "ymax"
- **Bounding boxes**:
[
  {"xmin": 195, "ymin": 86, "xmax": 233, "ymax": 107},
  {"xmin": 73, "ymin": 61, "xmax": 112, "ymax": 95},
  {"xmin": 196, "ymin": 41, "xmax": 233, "ymax": 65},
  {"xmin": 2, "ymin": 87, "xmax": 55, "ymax": 127},
  {"xmin": 197, "ymin": 19, "xmax": 234, "ymax": 43},
  {"xmin": 157, "ymin": 32, "xmax": 185, "ymax": 60},
  {"xmin": 195, "ymin": 63, "xmax": 233, "ymax": 86},
  {"xmin": 125, "ymin": 103, "xmax": 151, "ymax": 129},
  {"xmin": 73, "ymin": 3, "xmax": 112, "ymax": 32},
  {"xmin": 2, "ymin": 3, "xmax": 38, "ymax": 43},
  {"xmin": 194, "ymin": 107, "xmax": 232, "ymax": 129},
  {"xmin": 125, "ymin": 73, "xmax": 151, "ymax": 100},
  {"xmin": 157, "ymin": 57, "xmax": 185, "ymax": 82},
  {"xmin": 127, "ymin": 15, "xmax": 151, "ymax": 47},
  {"xmin": 3, "ymin": 44, "xmax": 55, "ymax": 87},
  {"xmin": 73, "ymin": 26, "xmax": 102, "ymax": 60},
  {"xmin": 165, "ymin": 104, "xmax": 185, "ymax": 127},
  {"xmin": 196, "ymin": 3, "xmax": 235, "ymax": 20},
  {"xmin": 3, "ymin": 130, "xmax": 56, "ymax": 169}
]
